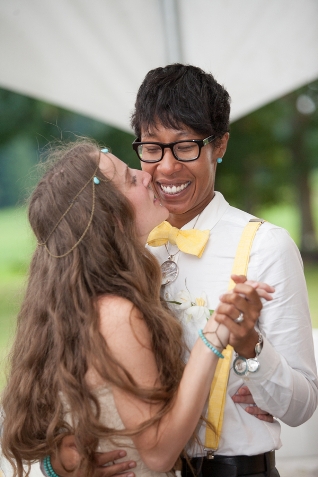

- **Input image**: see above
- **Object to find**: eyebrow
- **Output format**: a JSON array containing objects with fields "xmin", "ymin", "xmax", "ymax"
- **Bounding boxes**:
[
  {"xmin": 124, "ymin": 165, "xmax": 130, "ymax": 183},
  {"xmin": 143, "ymin": 129, "xmax": 190, "ymax": 140}
]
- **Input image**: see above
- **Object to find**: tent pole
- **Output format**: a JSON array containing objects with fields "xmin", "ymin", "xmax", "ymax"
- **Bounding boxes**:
[{"xmin": 159, "ymin": 0, "xmax": 183, "ymax": 64}]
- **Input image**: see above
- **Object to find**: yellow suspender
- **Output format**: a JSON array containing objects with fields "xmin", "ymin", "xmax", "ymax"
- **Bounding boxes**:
[{"xmin": 204, "ymin": 219, "xmax": 265, "ymax": 450}]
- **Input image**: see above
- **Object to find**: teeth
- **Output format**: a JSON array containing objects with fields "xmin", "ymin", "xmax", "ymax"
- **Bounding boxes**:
[{"xmin": 160, "ymin": 182, "xmax": 190, "ymax": 195}]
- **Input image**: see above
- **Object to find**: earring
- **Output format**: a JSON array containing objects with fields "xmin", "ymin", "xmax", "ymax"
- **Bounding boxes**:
[{"xmin": 217, "ymin": 157, "xmax": 223, "ymax": 164}]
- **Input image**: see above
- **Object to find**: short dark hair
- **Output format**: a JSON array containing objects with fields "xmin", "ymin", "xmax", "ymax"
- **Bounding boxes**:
[{"xmin": 131, "ymin": 63, "xmax": 231, "ymax": 140}]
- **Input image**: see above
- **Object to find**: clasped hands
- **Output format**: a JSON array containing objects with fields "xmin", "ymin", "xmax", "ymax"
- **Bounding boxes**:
[{"xmin": 210, "ymin": 274, "xmax": 274, "ymax": 358}]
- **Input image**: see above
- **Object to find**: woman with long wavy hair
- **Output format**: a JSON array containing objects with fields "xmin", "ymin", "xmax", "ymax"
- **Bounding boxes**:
[{"xmin": 1, "ymin": 139, "xmax": 266, "ymax": 477}]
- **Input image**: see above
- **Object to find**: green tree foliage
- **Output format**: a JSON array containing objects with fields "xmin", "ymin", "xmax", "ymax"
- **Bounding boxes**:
[
  {"xmin": 218, "ymin": 81, "xmax": 318, "ymax": 253},
  {"xmin": 0, "ymin": 88, "xmax": 137, "ymax": 207},
  {"xmin": 1, "ymin": 82, "xmax": 318, "ymax": 253}
]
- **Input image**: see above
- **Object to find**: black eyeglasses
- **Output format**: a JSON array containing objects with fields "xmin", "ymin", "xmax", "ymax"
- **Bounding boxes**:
[{"xmin": 132, "ymin": 135, "xmax": 216, "ymax": 163}]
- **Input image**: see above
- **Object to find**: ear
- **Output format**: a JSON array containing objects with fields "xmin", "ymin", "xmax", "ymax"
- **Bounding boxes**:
[{"xmin": 215, "ymin": 132, "xmax": 230, "ymax": 159}]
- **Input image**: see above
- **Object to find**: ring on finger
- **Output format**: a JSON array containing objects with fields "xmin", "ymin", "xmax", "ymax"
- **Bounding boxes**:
[{"xmin": 234, "ymin": 312, "xmax": 244, "ymax": 324}]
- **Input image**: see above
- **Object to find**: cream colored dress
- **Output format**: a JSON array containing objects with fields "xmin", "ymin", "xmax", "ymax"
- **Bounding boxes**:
[{"xmin": 63, "ymin": 386, "xmax": 175, "ymax": 477}]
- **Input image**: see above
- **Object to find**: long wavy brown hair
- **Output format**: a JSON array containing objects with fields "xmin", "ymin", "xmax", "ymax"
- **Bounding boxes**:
[{"xmin": 1, "ymin": 139, "xmax": 185, "ymax": 476}]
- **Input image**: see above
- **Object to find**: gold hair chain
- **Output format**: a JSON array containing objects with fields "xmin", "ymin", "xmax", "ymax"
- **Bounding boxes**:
[{"xmin": 38, "ymin": 148, "xmax": 110, "ymax": 258}]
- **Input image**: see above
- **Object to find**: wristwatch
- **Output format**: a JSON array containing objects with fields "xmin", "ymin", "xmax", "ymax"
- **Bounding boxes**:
[{"xmin": 233, "ymin": 332, "xmax": 263, "ymax": 376}]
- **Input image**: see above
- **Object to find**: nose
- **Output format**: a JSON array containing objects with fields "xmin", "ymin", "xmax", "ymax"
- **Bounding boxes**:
[
  {"xmin": 141, "ymin": 170, "xmax": 152, "ymax": 187},
  {"xmin": 157, "ymin": 148, "xmax": 182, "ymax": 175}
]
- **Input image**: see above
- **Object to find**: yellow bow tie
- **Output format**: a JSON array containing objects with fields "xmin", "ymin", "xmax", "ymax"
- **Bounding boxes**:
[{"xmin": 147, "ymin": 221, "xmax": 209, "ymax": 258}]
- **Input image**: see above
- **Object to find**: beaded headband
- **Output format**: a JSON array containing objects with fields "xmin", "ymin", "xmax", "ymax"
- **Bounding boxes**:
[{"xmin": 37, "ymin": 148, "xmax": 110, "ymax": 258}]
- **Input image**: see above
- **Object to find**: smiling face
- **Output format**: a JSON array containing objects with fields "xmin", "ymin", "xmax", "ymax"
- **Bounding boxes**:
[
  {"xmin": 99, "ymin": 151, "xmax": 169, "ymax": 243},
  {"xmin": 140, "ymin": 123, "xmax": 229, "ymax": 228}
]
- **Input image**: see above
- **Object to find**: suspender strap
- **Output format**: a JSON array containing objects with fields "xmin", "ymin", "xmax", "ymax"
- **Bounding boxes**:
[
  {"xmin": 204, "ymin": 218, "xmax": 265, "ymax": 450},
  {"xmin": 228, "ymin": 219, "xmax": 265, "ymax": 289}
]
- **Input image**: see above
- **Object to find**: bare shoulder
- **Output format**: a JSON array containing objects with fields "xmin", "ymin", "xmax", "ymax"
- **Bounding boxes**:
[
  {"xmin": 98, "ymin": 294, "xmax": 136, "ymax": 317},
  {"xmin": 97, "ymin": 295, "xmax": 144, "ymax": 341},
  {"xmin": 88, "ymin": 295, "xmax": 155, "ymax": 388},
  {"xmin": 96, "ymin": 295, "xmax": 156, "ymax": 386}
]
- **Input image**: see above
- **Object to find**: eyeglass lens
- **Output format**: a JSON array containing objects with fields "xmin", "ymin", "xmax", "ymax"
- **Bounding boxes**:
[{"xmin": 137, "ymin": 142, "xmax": 200, "ymax": 162}]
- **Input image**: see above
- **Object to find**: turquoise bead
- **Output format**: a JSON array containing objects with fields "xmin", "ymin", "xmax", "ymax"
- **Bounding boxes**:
[
  {"xmin": 101, "ymin": 148, "xmax": 109, "ymax": 153},
  {"xmin": 199, "ymin": 329, "xmax": 224, "ymax": 359},
  {"xmin": 93, "ymin": 177, "xmax": 100, "ymax": 185},
  {"xmin": 43, "ymin": 455, "xmax": 60, "ymax": 477}
]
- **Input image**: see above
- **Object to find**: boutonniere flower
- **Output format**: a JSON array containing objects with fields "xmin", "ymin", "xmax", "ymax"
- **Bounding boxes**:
[{"xmin": 167, "ymin": 284, "xmax": 213, "ymax": 323}]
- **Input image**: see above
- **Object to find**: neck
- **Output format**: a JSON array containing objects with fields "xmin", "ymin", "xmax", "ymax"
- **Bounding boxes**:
[
  {"xmin": 167, "ymin": 194, "xmax": 214, "ymax": 228},
  {"xmin": 139, "ymin": 235, "xmax": 148, "ymax": 246}
]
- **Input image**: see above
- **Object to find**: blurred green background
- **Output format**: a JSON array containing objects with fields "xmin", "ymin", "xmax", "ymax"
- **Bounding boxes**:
[{"xmin": 1, "ymin": 82, "xmax": 318, "ymax": 390}]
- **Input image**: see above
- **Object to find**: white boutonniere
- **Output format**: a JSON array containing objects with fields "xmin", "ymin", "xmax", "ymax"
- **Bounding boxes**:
[{"xmin": 167, "ymin": 282, "xmax": 213, "ymax": 323}]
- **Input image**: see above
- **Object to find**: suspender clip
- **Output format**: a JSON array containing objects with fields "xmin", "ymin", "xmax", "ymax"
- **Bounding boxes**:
[
  {"xmin": 249, "ymin": 218, "xmax": 266, "ymax": 223},
  {"xmin": 205, "ymin": 450, "xmax": 215, "ymax": 460}
]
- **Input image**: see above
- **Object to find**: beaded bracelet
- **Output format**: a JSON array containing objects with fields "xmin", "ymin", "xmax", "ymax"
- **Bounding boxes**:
[
  {"xmin": 43, "ymin": 455, "xmax": 60, "ymax": 477},
  {"xmin": 202, "ymin": 332, "xmax": 223, "ymax": 351},
  {"xmin": 199, "ymin": 329, "xmax": 224, "ymax": 359}
]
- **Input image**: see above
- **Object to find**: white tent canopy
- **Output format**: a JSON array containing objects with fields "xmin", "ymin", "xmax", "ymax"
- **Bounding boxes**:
[{"xmin": 0, "ymin": 0, "xmax": 318, "ymax": 132}]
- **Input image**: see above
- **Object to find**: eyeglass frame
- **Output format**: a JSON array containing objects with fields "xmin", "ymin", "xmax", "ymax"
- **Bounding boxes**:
[{"xmin": 132, "ymin": 134, "xmax": 216, "ymax": 163}]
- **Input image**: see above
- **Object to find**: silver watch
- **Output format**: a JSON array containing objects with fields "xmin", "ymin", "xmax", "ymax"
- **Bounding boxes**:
[{"xmin": 233, "ymin": 332, "xmax": 263, "ymax": 376}]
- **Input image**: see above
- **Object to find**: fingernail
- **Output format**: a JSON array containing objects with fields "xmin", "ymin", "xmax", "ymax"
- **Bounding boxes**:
[
  {"xmin": 119, "ymin": 451, "xmax": 126, "ymax": 457},
  {"xmin": 129, "ymin": 462, "xmax": 136, "ymax": 468},
  {"xmin": 127, "ymin": 473, "xmax": 135, "ymax": 477}
]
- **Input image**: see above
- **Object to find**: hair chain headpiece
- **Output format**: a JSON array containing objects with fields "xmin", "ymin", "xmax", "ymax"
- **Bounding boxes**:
[{"xmin": 38, "ymin": 148, "xmax": 110, "ymax": 258}]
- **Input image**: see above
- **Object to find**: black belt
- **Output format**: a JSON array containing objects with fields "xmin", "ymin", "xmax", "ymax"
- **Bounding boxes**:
[{"xmin": 181, "ymin": 451, "xmax": 276, "ymax": 477}]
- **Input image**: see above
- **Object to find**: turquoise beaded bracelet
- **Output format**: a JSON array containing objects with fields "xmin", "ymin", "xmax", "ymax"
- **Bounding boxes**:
[
  {"xmin": 199, "ymin": 329, "xmax": 224, "ymax": 359},
  {"xmin": 43, "ymin": 455, "xmax": 60, "ymax": 477}
]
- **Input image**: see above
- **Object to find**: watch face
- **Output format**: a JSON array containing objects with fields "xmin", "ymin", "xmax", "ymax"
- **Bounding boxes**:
[
  {"xmin": 247, "ymin": 358, "xmax": 260, "ymax": 373},
  {"xmin": 233, "ymin": 356, "xmax": 248, "ymax": 375}
]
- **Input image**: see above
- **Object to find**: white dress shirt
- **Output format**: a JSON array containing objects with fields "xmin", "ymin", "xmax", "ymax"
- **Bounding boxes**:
[{"xmin": 147, "ymin": 192, "xmax": 318, "ymax": 456}]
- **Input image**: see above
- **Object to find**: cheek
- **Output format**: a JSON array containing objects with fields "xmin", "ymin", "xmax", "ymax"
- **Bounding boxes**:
[
  {"xmin": 129, "ymin": 189, "xmax": 150, "ymax": 213},
  {"xmin": 193, "ymin": 159, "xmax": 215, "ymax": 182},
  {"xmin": 141, "ymin": 163, "xmax": 156, "ymax": 176}
]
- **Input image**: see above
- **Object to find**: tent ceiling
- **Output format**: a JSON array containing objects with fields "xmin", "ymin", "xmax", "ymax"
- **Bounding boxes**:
[{"xmin": 0, "ymin": 0, "xmax": 318, "ymax": 132}]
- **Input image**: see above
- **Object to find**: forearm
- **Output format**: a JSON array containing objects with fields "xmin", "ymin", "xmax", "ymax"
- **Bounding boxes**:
[{"xmin": 118, "ymin": 332, "xmax": 222, "ymax": 472}]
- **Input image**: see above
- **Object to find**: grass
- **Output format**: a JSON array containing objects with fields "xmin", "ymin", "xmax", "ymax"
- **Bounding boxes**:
[
  {"xmin": 0, "ymin": 205, "xmax": 318, "ymax": 390},
  {"xmin": 0, "ymin": 207, "xmax": 35, "ymax": 390}
]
